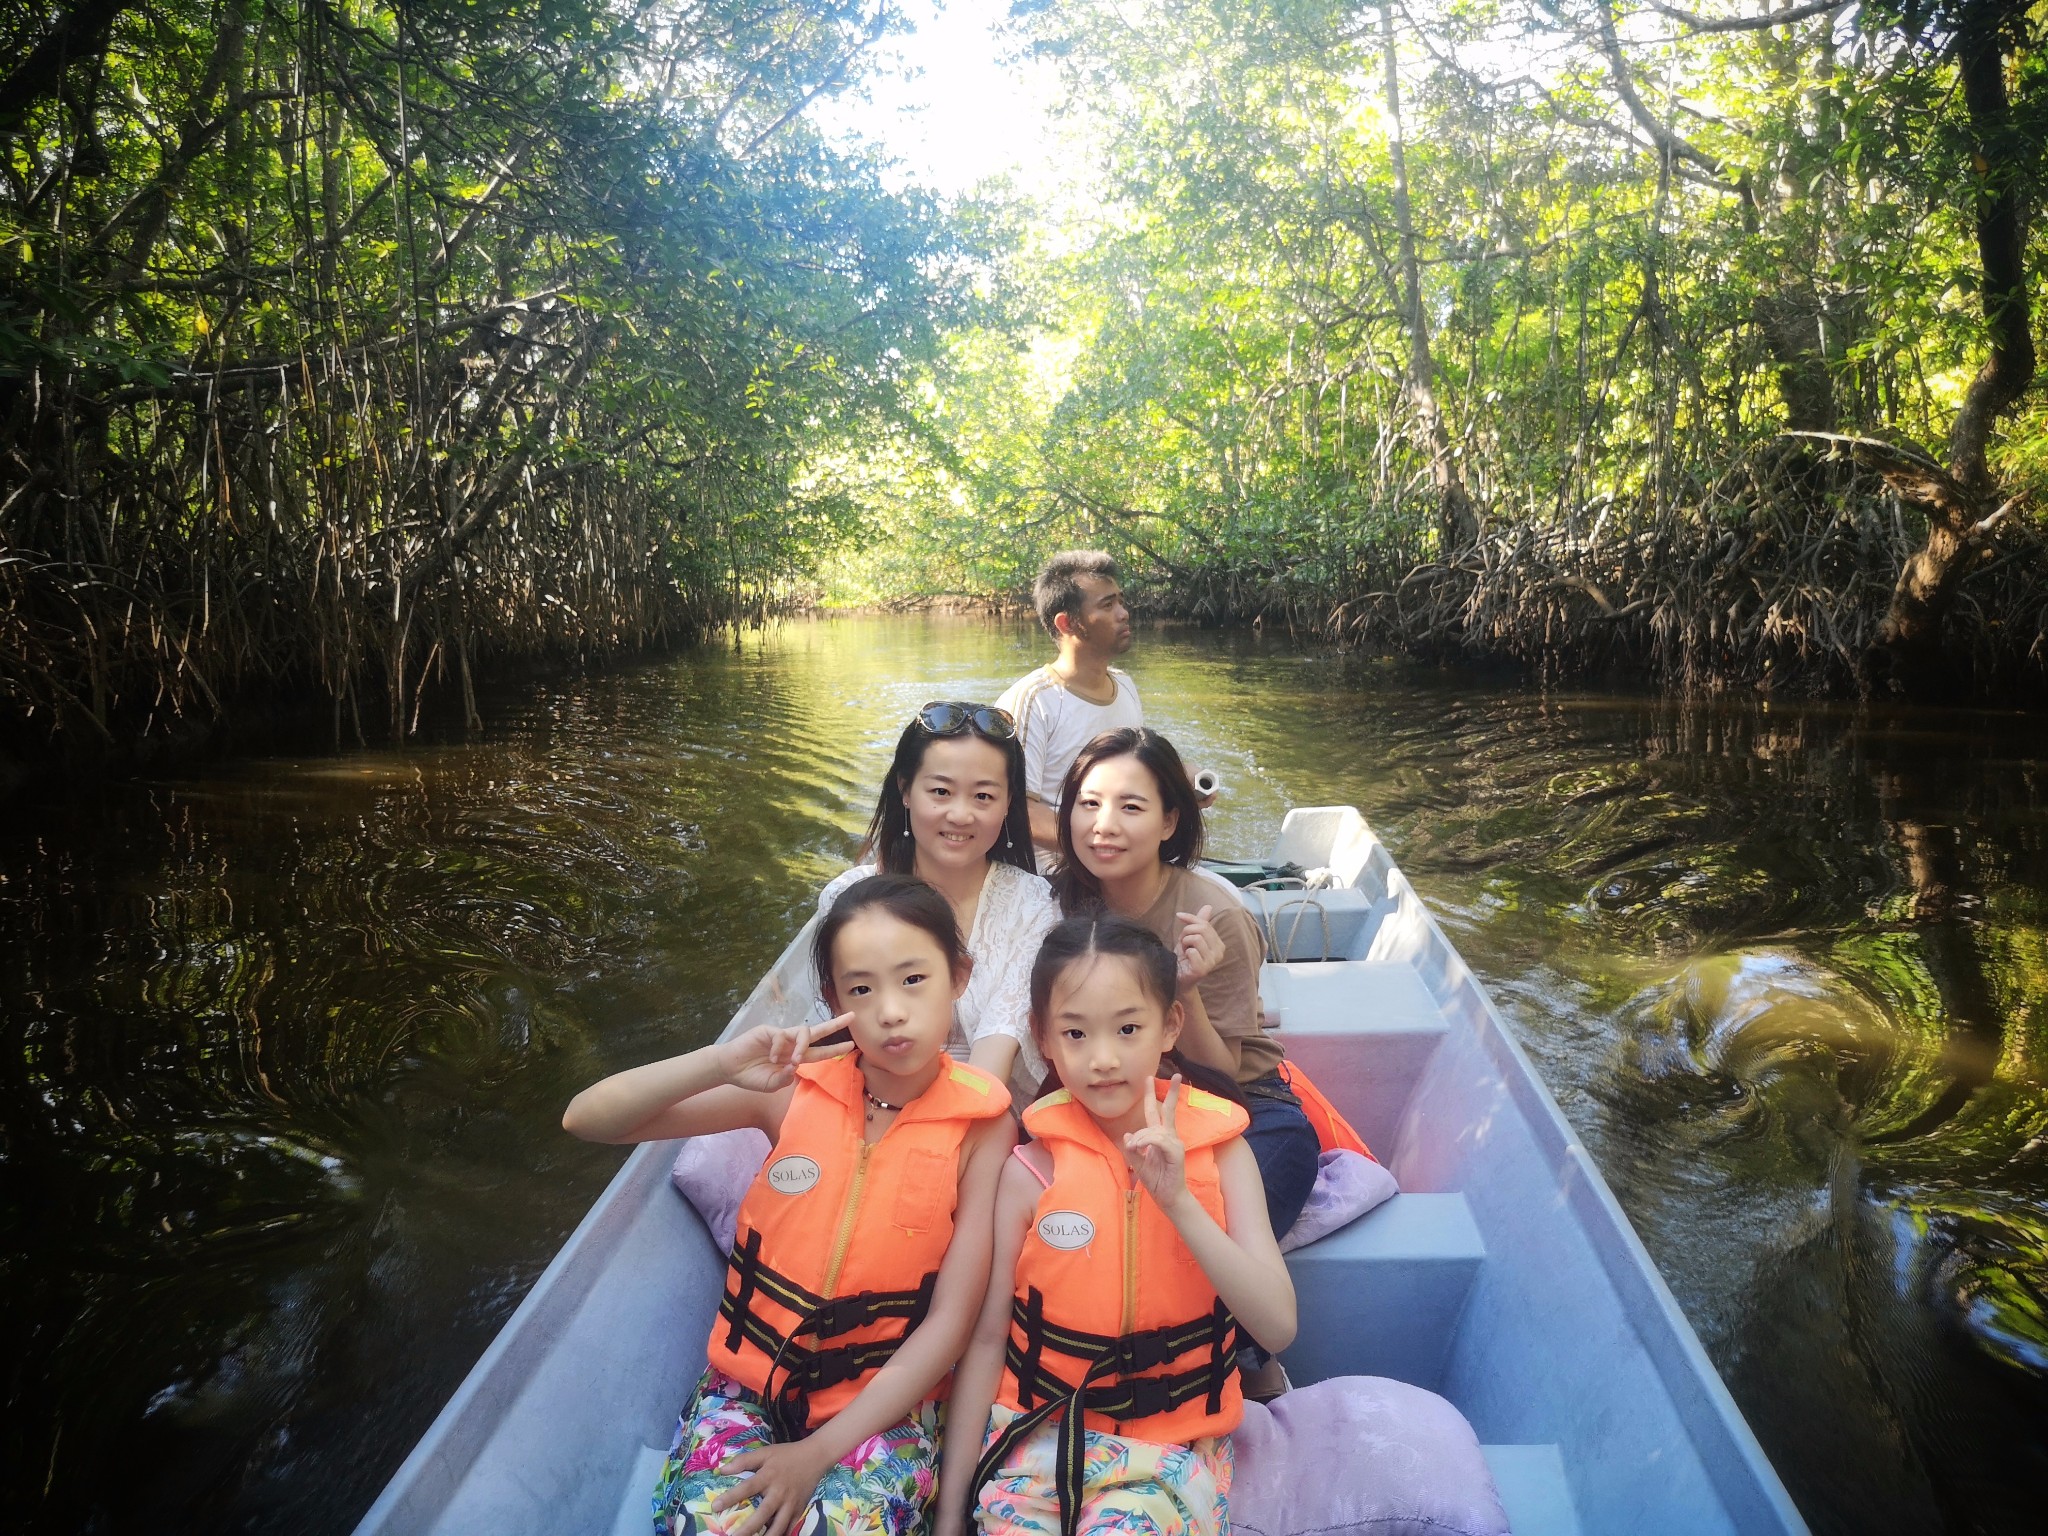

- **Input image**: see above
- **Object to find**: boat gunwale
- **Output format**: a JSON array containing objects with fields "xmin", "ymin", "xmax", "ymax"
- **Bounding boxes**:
[
  {"xmin": 1366, "ymin": 840, "xmax": 1808, "ymax": 1533},
  {"xmin": 349, "ymin": 930, "xmax": 817, "ymax": 1536}
]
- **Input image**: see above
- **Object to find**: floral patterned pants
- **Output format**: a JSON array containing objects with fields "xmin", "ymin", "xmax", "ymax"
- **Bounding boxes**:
[
  {"xmin": 971, "ymin": 1403, "xmax": 1233, "ymax": 1536},
  {"xmin": 653, "ymin": 1369, "xmax": 941, "ymax": 1536}
]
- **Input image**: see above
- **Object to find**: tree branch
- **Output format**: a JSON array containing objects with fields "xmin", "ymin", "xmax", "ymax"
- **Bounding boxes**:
[
  {"xmin": 739, "ymin": 9, "xmax": 889, "ymax": 159},
  {"xmin": 1643, "ymin": 0, "xmax": 1843, "ymax": 34},
  {"xmin": 1540, "ymin": 0, "xmax": 1736, "ymax": 186},
  {"xmin": 0, "ymin": 0, "xmax": 135, "ymax": 138},
  {"xmin": 1782, "ymin": 430, "xmax": 1976, "ymax": 525}
]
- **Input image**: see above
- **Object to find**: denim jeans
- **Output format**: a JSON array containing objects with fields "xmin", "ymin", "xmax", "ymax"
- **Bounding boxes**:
[{"xmin": 1242, "ymin": 1070, "xmax": 1321, "ymax": 1237}]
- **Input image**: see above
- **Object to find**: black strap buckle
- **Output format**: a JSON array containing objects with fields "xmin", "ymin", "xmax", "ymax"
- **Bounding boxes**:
[
  {"xmin": 1116, "ymin": 1374, "xmax": 1174, "ymax": 1421},
  {"xmin": 797, "ymin": 1348, "xmax": 866, "ymax": 1390},
  {"xmin": 810, "ymin": 1290, "xmax": 879, "ymax": 1337},
  {"xmin": 1114, "ymin": 1330, "xmax": 1177, "ymax": 1374}
]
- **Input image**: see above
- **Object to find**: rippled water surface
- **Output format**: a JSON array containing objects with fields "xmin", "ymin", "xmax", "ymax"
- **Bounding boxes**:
[{"xmin": 5, "ymin": 616, "xmax": 2047, "ymax": 1534}]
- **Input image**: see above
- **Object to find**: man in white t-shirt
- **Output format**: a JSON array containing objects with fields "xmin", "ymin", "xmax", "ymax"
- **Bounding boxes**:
[{"xmin": 996, "ymin": 551, "xmax": 1145, "ymax": 853}]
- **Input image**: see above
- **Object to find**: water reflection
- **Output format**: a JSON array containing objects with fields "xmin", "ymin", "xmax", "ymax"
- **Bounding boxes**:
[
  {"xmin": 3, "ymin": 618, "xmax": 2047, "ymax": 1534},
  {"xmin": 1351, "ymin": 691, "xmax": 2048, "ymax": 1536}
]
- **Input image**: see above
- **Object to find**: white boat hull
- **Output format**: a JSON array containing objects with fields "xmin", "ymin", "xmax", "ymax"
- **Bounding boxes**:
[{"xmin": 353, "ymin": 808, "xmax": 1807, "ymax": 1536}]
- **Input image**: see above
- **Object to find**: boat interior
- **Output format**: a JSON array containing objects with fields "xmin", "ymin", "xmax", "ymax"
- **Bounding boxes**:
[
  {"xmin": 351, "ymin": 808, "xmax": 1804, "ymax": 1536},
  {"xmin": 1246, "ymin": 808, "xmax": 1798, "ymax": 1536}
]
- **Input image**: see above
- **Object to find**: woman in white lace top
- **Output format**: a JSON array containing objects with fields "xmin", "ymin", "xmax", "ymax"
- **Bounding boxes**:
[{"xmin": 815, "ymin": 702, "xmax": 1059, "ymax": 1102}]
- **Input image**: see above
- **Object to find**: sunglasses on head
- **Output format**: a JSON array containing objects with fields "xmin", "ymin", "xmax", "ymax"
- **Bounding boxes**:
[{"xmin": 914, "ymin": 701, "xmax": 1018, "ymax": 740}]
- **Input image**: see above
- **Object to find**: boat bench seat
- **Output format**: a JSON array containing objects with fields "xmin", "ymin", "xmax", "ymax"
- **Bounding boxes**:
[
  {"xmin": 1262, "ymin": 960, "xmax": 1446, "ymax": 1154},
  {"xmin": 1282, "ymin": 1191, "xmax": 1484, "ymax": 1392},
  {"xmin": 604, "ymin": 1208, "xmax": 1508, "ymax": 1535},
  {"xmin": 1241, "ymin": 886, "xmax": 1394, "ymax": 961},
  {"xmin": 1482, "ymin": 1444, "xmax": 1583, "ymax": 1536},
  {"xmin": 611, "ymin": 1443, "xmax": 668, "ymax": 1536}
]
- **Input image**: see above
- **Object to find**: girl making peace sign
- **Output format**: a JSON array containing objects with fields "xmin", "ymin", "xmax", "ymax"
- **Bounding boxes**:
[
  {"xmin": 936, "ymin": 916, "xmax": 1296, "ymax": 1536},
  {"xmin": 565, "ymin": 875, "xmax": 1015, "ymax": 1536}
]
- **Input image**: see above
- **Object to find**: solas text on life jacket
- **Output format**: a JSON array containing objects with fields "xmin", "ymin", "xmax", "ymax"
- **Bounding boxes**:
[
  {"xmin": 709, "ymin": 1051, "xmax": 1010, "ymax": 1435},
  {"xmin": 974, "ymin": 1078, "xmax": 1250, "ymax": 1533}
]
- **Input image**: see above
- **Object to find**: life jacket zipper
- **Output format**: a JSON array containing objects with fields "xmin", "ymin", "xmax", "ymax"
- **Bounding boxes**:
[
  {"xmin": 822, "ymin": 1140, "xmax": 872, "ymax": 1299},
  {"xmin": 1121, "ymin": 1183, "xmax": 1138, "ymax": 1336}
]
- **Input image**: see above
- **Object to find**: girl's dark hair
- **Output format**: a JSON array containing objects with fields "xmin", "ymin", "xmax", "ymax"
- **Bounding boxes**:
[
  {"xmin": 1024, "ymin": 914, "xmax": 1245, "ymax": 1109},
  {"xmin": 858, "ymin": 713, "xmax": 1035, "ymax": 877},
  {"xmin": 1049, "ymin": 728, "xmax": 1205, "ymax": 914},
  {"xmin": 812, "ymin": 873, "xmax": 967, "ymax": 1012}
]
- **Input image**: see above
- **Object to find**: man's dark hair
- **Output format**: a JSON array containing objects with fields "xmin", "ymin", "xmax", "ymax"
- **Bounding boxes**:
[{"xmin": 1033, "ymin": 550, "xmax": 1121, "ymax": 638}]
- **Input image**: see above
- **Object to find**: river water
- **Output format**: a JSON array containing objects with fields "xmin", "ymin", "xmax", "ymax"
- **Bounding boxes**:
[{"xmin": 4, "ymin": 616, "xmax": 2045, "ymax": 1534}]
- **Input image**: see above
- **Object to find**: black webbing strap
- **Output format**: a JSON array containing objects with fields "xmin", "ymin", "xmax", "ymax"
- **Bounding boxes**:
[
  {"xmin": 762, "ymin": 1331, "xmax": 916, "ymax": 1443},
  {"xmin": 1015, "ymin": 1287, "xmax": 1046, "ymax": 1409},
  {"xmin": 967, "ymin": 1356, "xmax": 1111, "ymax": 1536},
  {"xmin": 998, "ymin": 1339, "xmax": 1234, "ymax": 1423},
  {"xmin": 973, "ymin": 1301, "xmax": 1241, "ymax": 1536},
  {"xmin": 780, "ymin": 1276, "xmax": 936, "ymax": 1338},
  {"xmin": 718, "ymin": 1241, "xmax": 943, "ymax": 1441},
  {"xmin": 1202, "ymin": 1298, "xmax": 1232, "ymax": 1413},
  {"xmin": 720, "ymin": 1235, "xmax": 936, "ymax": 1349},
  {"xmin": 1004, "ymin": 1293, "xmax": 1238, "ymax": 1390},
  {"xmin": 722, "ymin": 1228, "xmax": 767, "ymax": 1351}
]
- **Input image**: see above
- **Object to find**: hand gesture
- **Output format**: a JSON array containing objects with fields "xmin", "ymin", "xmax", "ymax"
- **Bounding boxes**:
[
  {"xmin": 1173, "ymin": 905, "xmax": 1224, "ymax": 989},
  {"xmin": 1123, "ymin": 1074, "xmax": 1189, "ymax": 1211},
  {"xmin": 710, "ymin": 1437, "xmax": 835, "ymax": 1536},
  {"xmin": 718, "ymin": 1018, "xmax": 855, "ymax": 1094}
]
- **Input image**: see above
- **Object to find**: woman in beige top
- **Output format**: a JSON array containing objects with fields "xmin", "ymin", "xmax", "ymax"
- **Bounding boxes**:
[{"xmin": 1047, "ymin": 727, "xmax": 1321, "ymax": 1242}]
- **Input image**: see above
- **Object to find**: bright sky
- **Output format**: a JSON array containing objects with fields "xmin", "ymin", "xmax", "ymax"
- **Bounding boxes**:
[{"xmin": 813, "ymin": 1, "xmax": 1064, "ymax": 197}]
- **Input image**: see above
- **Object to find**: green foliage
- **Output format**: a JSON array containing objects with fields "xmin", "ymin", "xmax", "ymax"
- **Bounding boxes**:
[
  {"xmin": 10, "ymin": 0, "xmax": 2047, "ymax": 715},
  {"xmin": 838, "ymin": 0, "xmax": 2048, "ymax": 677},
  {"xmin": 1, "ymin": 0, "xmax": 976, "ymax": 745}
]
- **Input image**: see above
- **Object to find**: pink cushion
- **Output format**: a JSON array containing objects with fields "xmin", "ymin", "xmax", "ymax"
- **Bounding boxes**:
[
  {"xmin": 669, "ymin": 1128, "xmax": 771, "ymax": 1252},
  {"xmin": 1231, "ymin": 1376, "xmax": 1508, "ymax": 1536},
  {"xmin": 1279, "ymin": 1149, "xmax": 1399, "ymax": 1253}
]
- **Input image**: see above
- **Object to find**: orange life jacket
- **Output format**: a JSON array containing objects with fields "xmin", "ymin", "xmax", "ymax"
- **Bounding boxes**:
[
  {"xmin": 707, "ymin": 1051, "xmax": 1009, "ymax": 1434},
  {"xmin": 1275, "ymin": 1058, "xmax": 1373, "ymax": 1159},
  {"xmin": 976, "ymin": 1081, "xmax": 1248, "ymax": 1536}
]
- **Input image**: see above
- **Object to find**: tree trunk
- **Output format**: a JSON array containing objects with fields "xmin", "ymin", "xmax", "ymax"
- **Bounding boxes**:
[
  {"xmin": 1756, "ymin": 288, "xmax": 1837, "ymax": 432},
  {"xmin": 1870, "ymin": 0, "xmax": 2036, "ymax": 694},
  {"xmin": 1943, "ymin": 4, "xmax": 2036, "ymax": 495},
  {"xmin": 1875, "ymin": 508, "xmax": 1975, "ymax": 695},
  {"xmin": 1379, "ymin": 4, "xmax": 1477, "ymax": 550}
]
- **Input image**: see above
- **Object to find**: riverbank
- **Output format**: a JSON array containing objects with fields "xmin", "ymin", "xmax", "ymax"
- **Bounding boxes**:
[
  {"xmin": 1095, "ymin": 468, "xmax": 2048, "ymax": 705},
  {"xmin": 0, "ymin": 629, "xmax": 697, "ymax": 802},
  {"xmin": 1333, "ymin": 493, "xmax": 2048, "ymax": 703},
  {"xmin": 818, "ymin": 593, "xmax": 1025, "ymax": 617},
  {"xmin": 15, "ymin": 482, "xmax": 2048, "ymax": 805},
  {"xmin": 823, "ymin": 461, "xmax": 2048, "ymax": 706}
]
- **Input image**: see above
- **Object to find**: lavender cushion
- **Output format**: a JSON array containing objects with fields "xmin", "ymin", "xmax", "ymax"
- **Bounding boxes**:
[
  {"xmin": 1279, "ymin": 1149, "xmax": 1399, "ymax": 1254},
  {"xmin": 1231, "ymin": 1377, "xmax": 1509, "ymax": 1536},
  {"xmin": 669, "ymin": 1128, "xmax": 771, "ymax": 1252}
]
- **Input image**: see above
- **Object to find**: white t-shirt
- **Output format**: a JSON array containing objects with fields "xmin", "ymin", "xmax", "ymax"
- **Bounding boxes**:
[
  {"xmin": 994, "ymin": 665, "xmax": 1144, "ymax": 812},
  {"xmin": 811, "ymin": 860, "xmax": 1058, "ymax": 1103}
]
